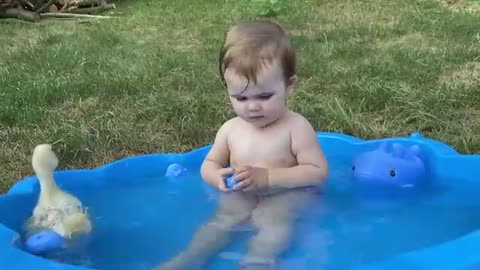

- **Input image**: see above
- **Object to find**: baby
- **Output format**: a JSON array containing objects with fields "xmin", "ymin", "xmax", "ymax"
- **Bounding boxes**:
[{"xmin": 155, "ymin": 19, "xmax": 329, "ymax": 270}]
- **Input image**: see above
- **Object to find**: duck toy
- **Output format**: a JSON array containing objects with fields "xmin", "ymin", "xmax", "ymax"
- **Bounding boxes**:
[{"xmin": 22, "ymin": 144, "xmax": 92, "ymax": 255}]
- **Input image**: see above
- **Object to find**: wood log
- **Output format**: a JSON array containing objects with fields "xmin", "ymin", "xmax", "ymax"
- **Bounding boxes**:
[
  {"xmin": 18, "ymin": 0, "xmax": 35, "ymax": 9},
  {"xmin": 0, "ymin": 0, "xmax": 115, "ymax": 21},
  {"xmin": 35, "ymin": 0, "xmax": 56, "ymax": 13},
  {"xmin": 77, "ymin": 0, "xmax": 103, "ymax": 6},
  {"xmin": 1, "ymin": 0, "xmax": 19, "ymax": 9},
  {"xmin": 0, "ymin": 7, "xmax": 40, "ymax": 21},
  {"xmin": 65, "ymin": 2, "xmax": 114, "ymax": 14},
  {"xmin": 48, "ymin": 3, "xmax": 57, "ymax": 12}
]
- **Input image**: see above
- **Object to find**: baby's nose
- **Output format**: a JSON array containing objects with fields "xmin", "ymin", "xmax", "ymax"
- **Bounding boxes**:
[{"xmin": 247, "ymin": 101, "xmax": 261, "ymax": 111}]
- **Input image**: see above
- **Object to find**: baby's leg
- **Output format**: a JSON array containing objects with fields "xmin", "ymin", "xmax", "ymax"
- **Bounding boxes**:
[
  {"xmin": 241, "ymin": 188, "xmax": 315, "ymax": 270},
  {"xmin": 155, "ymin": 192, "xmax": 256, "ymax": 270}
]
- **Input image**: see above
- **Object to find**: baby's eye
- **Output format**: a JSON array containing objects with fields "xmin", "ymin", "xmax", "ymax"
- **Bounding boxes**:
[
  {"xmin": 258, "ymin": 94, "xmax": 273, "ymax": 100},
  {"xmin": 235, "ymin": 96, "xmax": 247, "ymax": 102}
]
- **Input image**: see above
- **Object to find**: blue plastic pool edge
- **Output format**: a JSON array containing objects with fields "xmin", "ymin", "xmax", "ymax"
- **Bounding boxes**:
[{"xmin": 1, "ymin": 131, "xmax": 480, "ymax": 270}]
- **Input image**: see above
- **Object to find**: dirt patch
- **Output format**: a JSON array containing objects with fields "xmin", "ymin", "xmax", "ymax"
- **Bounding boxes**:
[
  {"xmin": 290, "ymin": 23, "xmax": 337, "ymax": 38},
  {"xmin": 378, "ymin": 32, "xmax": 435, "ymax": 50},
  {"xmin": 438, "ymin": 0, "xmax": 480, "ymax": 13},
  {"xmin": 132, "ymin": 26, "xmax": 201, "ymax": 52},
  {"xmin": 439, "ymin": 61, "xmax": 480, "ymax": 89},
  {"xmin": 456, "ymin": 107, "xmax": 480, "ymax": 126}
]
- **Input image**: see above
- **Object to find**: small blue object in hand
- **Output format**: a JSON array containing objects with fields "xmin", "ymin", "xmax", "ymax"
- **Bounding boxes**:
[
  {"xmin": 24, "ymin": 230, "xmax": 65, "ymax": 255},
  {"xmin": 225, "ymin": 174, "xmax": 238, "ymax": 190}
]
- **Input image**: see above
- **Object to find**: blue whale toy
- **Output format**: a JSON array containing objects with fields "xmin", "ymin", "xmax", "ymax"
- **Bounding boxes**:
[{"xmin": 351, "ymin": 141, "xmax": 428, "ymax": 197}]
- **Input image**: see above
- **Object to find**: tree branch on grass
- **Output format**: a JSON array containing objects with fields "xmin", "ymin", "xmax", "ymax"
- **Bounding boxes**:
[
  {"xmin": 0, "ymin": 0, "xmax": 116, "ymax": 22},
  {"xmin": 40, "ymin": 12, "xmax": 113, "ymax": 19},
  {"xmin": 62, "ymin": 2, "xmax": 115, "ymax": 14},
  {"xmin": 19, "ymin": 0, "xmax": 35, "ymax": 9}
]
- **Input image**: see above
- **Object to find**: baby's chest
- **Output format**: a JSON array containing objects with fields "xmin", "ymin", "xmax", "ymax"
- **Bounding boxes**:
[{"xmin": 229, "ymin": 133, "xmax": 296, "ymax": 167}]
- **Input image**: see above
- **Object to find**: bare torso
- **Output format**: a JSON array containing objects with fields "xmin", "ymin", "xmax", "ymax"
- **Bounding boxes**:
[{"xmin": 227, "ymin": 110, "xmax": 298, "ymax": 171}]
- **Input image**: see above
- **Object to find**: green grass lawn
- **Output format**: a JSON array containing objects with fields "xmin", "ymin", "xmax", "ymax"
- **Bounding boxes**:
[{"xmin": 0, "ymin": 0, "xmax": 479, "ymax": 192}]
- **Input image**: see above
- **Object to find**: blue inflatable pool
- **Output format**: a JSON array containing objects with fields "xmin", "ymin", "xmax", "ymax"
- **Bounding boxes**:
[{"xmin": 1, "ymin": 132, "xmax": 480, "ymax": 270}]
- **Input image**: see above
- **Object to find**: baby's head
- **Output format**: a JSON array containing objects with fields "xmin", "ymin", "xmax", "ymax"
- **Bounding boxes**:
[{"xmin": 219, "ymin": 20, "xmax": 297, "ymax": 128}]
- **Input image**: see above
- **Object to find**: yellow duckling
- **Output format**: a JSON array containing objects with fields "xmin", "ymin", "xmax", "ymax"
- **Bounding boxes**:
[{"xmin": 25, "ymin": 144, "xmax": 92, "ymax": 239}]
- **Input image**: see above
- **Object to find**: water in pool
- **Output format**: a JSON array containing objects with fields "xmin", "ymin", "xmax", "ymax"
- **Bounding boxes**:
[{"xmin": 32, "ymin": 167, "xmax": 480, "ymax": 270}]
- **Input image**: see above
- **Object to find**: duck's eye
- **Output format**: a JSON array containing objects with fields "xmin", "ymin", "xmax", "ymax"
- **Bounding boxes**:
[{"xmin": 389, "ymin": 170, "xmax": 396, "ymax": 177}]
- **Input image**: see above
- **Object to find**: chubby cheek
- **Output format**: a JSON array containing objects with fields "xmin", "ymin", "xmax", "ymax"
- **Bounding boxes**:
[
  {"xmin": 265, "ymin": 96, "xmax": 286, "ymax": 112},
  {"xmin": 229, "ymin": 99, "xmax": 245, "ymax": 114}
]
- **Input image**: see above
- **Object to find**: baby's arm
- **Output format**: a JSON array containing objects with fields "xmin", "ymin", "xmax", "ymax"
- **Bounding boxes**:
[
  {"xmin": 200, "ymin": 120, "xmax": 234, "ymax": 189},
  {"xmin": 268, "ymin": 117, "xmax": 328, "ymax": 189}
]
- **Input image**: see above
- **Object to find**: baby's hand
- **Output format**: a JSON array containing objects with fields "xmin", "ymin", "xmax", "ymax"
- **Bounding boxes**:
[
  {"xmin": 215, "ymin": 167, "xmax": 235, "ymax": 191},
  {"xmin": 232, "ymin": 166, "xmax": 269, "ymax": 192}
]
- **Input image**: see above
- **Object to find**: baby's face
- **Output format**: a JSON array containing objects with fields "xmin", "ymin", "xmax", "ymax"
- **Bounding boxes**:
[{"xmin": 224, "ymin": 59, "xmax": 294, "ymax": 128}]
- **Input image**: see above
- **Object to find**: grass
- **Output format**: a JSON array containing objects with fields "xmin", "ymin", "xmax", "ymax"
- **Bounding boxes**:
[{"xmin": 0, "ymin": 0, "xmax": 479, "ymax": 192}]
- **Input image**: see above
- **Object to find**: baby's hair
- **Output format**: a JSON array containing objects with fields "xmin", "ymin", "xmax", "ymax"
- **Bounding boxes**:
[{"xmin": 218, "ymin": 19, "xmax": 296, "ymax": 89}]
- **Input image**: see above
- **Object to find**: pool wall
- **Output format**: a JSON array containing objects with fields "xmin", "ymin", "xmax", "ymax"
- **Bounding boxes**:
[{"xmin": 1, "ymin": 132, "xmax": 479, "ymax": 270}]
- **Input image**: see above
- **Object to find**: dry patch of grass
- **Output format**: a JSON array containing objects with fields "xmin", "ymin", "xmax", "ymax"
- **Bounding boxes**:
[
  {"xmin": 438, "ymin": 0, "xmax": 480, "ymax": 13},
  {"xmin": 439, "ymin": 61, "xmax": 480, "ymax": 89}
]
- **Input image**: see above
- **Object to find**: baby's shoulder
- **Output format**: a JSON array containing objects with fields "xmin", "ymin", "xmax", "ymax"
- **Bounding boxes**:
[
  {"xmin": 217, "ymin": 117, "xmax": 242, "ymax": 135},
  {"xmin": 285, "ymin": 110, "xmax": 315, "ymax": 130}
]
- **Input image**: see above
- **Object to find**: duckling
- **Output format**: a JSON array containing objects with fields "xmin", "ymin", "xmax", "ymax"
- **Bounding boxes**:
[{"xmin": 24, "ymin": 144, "xmax": 92, "ymax": 239}]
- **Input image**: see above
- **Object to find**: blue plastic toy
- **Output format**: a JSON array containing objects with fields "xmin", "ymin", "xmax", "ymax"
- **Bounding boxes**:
[
  {"xmin": 351, "ymin": 141, "xmax": 428, "ymax": 192},
  {"xmin": 224, "ymin": 174, "xmax": 238, "ymax": 190},
  {"xmin": 24, "ymin": 230, "xmax": 64, "ymax": 255},
  {"xmin": 165, "ymin": 163, "xmax": 188, "ymax": 177}
]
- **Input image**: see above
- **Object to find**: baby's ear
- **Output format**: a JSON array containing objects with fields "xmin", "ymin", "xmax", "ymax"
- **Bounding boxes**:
[{"xmin": 286, "ymin": 75, "xmax": 297, "ymax": 96}]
